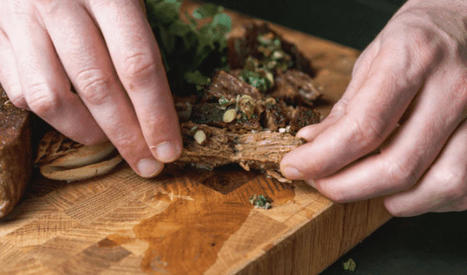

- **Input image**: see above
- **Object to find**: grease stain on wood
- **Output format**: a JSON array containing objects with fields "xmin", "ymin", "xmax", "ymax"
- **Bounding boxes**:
[{"xmin": 109, "ymin": 169, "xmax": 295, "ymax": 274}]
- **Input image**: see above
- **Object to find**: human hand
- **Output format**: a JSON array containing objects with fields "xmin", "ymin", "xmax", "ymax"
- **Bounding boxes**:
[
  {"xmin": 281, "ymin": 0, "xmax": 467, "ymax": 216},
  {"xmin": 0, "ymin": 0, "xmax": 182, "ymax": 178}
]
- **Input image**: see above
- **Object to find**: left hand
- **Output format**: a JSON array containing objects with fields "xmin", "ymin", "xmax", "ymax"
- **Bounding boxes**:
[{"xmin": 280, "ymin": 0, "xmax": 467, "ymax": 217}]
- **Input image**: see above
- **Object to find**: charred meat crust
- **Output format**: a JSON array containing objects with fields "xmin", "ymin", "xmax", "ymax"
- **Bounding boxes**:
[{"xmin": 0, "ymin": 90, "xmax": 32, "ymax": 218}]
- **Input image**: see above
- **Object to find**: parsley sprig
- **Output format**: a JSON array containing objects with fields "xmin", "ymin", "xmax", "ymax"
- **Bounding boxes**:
[{"xmin": 146, "ymin": 0, "xmax": 231, "ymax": 95}]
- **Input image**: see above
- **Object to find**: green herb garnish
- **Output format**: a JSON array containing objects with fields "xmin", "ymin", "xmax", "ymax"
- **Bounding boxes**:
[
  {"xmin": 146, "ymin": 0, "xmax": 231, "ymax": 95},
  {"xmin": 218, "ymin": 96, "xmax": 230, "ymax": 106},
  {"xmin": 343, "ymin": 258, "xmax": 357, "ymax": 272},
  {"xmin": 249, "ymin": 194, "xmax": 273, "ymax": 209}
]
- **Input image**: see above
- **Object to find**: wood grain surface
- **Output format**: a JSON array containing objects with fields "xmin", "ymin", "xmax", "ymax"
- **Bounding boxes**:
[{"xmin": 0, "ymin": 2, "xmax": 391, "ymax": 274}]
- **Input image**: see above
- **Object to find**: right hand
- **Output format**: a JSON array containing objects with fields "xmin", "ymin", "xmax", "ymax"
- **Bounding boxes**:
[{"xmin": 0, "ymin": 0, "xmax": 182, "ymax": 178}]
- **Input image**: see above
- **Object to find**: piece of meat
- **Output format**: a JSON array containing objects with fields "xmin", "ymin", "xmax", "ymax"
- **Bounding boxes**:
[
  {"xmin": 204, "ymin": 71, "xmax": 262, "ymax": 101},
  {"xmin": 261, "ymin": 100, "xmax": 288, "ymax": 131},
  {"xmin": 0, "ymin": 90, "xmax": 32, "ymax": 218},
  {"xmin": 228, "ymin": 23, "xmax": 314, "ymax": 76},
  {"xmin": 270, "ymin": 70, "xmax": 321, "ymax": 107},
  {"xmin": 286, "ymin": 105, "xmax": 321, "ymax": 133},
  {"xmin": 177, "ymin": 122, "xmax": 304, "ymax": 173},
  {"xmin": 191, "ymin": 102, "xmax": 262, "ymax": 134}
]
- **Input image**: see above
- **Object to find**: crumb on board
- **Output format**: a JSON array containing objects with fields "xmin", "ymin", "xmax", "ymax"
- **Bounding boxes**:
[
  {"xmin": 343, "ymin": 258, "xmax": 357, "ymax": 272},
  {"xmin": 249, "ymin": 194, "xmax": 273, "ymax": 209}
]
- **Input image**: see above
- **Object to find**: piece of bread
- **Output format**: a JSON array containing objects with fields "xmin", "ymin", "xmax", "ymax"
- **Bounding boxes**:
[{"xmin": 0, "ymin": 89, "xmax": 32, "ymax": 218}]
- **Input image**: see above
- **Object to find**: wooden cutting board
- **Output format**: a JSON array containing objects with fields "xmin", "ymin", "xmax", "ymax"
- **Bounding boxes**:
[{"xmin": 0, "ymin": 2, "xmax": 391, "ymax": 274}]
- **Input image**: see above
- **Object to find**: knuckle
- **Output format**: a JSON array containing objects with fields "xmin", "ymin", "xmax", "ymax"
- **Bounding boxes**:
[
  {"xmin": 26, "ymin": 83, "xmax": 59, "ymax": 116},
  {"xmin": 383, "ymin": 157, "xmax": 417, "ymax": 190},
  {"xmin": 347, "ymin": 116, "xmax": 385, "ymax": 150},
  {"xmin": 76, "ymin": 68, "xmax": 112, "ymax": 105},
  {"xmin": 434, "ymin": 168, "xmax": 467, "ymax": 201},
  {"xmin": 33, "ymin": 0, "xmax": 60, "ymax": 14},
  {"xmin": 122, "ymin": 52, "xmax": 158, "ymax": 84}
]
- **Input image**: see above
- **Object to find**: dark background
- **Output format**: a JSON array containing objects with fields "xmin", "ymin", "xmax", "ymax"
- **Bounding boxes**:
[{"xmin": 206, "ymin": 0, "xmax": 467, "ymax": 274}]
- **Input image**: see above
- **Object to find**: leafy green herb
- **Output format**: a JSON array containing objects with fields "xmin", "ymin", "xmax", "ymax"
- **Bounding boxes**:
[
  {"xmin": 240, "ymin": 70, "xmax": 271, "ymax": 92},
  {"xmin": 343, "ymin": 258, "xmax": 357, "ymax": 272},
  {"xmin": 218, "ymin": 97, "xmax": 230, "ymax": 106},
  {"xmin": 184, "ymin": 71, "xmax": 211, "ymax": 91},
  {"xmin": 145, "ymin": 0, "xmax": 231, "ymax": 95},
  {"xmin": 249, "ymin": 194, "xmax": 273, "ymax": 209}
]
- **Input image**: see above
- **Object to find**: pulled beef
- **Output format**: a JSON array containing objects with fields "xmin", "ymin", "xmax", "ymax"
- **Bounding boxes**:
[
  {"xmin": 261, "ymin": 101, "xmax": 288, "ymax": 131},
  {"xmin": 286, "ymin": 106, "xmax": 321, "ymax": 133},
  {"xmin": 204, "ymin": 71, "xmax": 262, "ymax": 101},
  {"xmin": 271, "ymin": 70, "xmax": 321, "ymax": 107},
  {"xmin": 177, "ymin": 66, "xmax": 321, "ymax": 135},
  {"xmin": 190, "ymin": 103, "xmax": 262, "ymax": 134},
  {"xmin": 228, "ymin": 23, "xmax": 314, "ymax": 76},
  {"xmin": 178, "ymin": 122, "xmax": 304, "ymax": 174}
]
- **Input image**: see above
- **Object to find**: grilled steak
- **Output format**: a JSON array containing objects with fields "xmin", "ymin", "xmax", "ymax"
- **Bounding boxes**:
[{"xmin": 0, "ymin": 89, "xmax": 32, "ymax": 218}]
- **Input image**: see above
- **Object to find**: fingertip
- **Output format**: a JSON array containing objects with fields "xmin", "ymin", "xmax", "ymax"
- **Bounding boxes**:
[
  {"xmin": 296, "ymin": 125, "xmax": 318, "ymax": 140},
  {"xmin": 281, "ymin": 166, "xmax": 305, "ymax": 180},
  {"xmin": 150, "ymin": 140, "xmax": 182, "ymax": 163},
  {"xmin": 136, "ymin": 158, "xmax": 164, "ymax": 178}
]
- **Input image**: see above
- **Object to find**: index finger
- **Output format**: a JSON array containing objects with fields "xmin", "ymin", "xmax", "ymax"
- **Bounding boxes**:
[{"xmin": 86, "ymin": 0, "xmax": 182, "ymax": 163}]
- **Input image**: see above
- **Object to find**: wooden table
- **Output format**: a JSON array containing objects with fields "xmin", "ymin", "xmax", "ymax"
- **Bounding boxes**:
[{"xmin": 0, "ymin": 3, "xmax": 391, "ymax": 274}]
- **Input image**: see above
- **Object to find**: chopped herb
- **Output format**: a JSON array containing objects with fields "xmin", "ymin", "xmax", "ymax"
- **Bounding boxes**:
[
  {"xmin": 218, "ymin": 97, "xmax": 230, "ymax": 106},
  {"xmin": 240, "ymin": 70, "xmax": 271, "ymax": 92},
  {"xmin": 343, "ymin": 258, "xmax": 357, "ymax": 272},
  {"xmin": 145, "ymin": 0, "xmax": 231, "ymax": 95},
  {"xmin": 249, "ymin": 194, "xmax": 273, "ymax": 209}
]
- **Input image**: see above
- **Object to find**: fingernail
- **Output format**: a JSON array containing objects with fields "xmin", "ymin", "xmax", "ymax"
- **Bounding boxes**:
[
  {"xmin": 151, "ymin": 142, "xmax": 180, "ymax": 163},
  {"xmin": 282, "ymin": 167, "xmax": 305, "ymax": 179},
  {"xmin": 137, "ymin": 158, "xmax": 163, "ymax": 178}
]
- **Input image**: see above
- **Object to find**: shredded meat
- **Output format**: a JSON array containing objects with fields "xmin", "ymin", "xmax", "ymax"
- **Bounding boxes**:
[
  {"xmin": 204, "ymin": 71, "xmax": 262, "ymax": 101},
  {"xmin": 271, "ymin": 70, "xmax": 321, "ymax": 107},
  {"xmin": 177, "ymin": 122, "xmax": 304, "ymax": 175},
  {"xmin": 228, "ymin": 23, "xmax": 315, "ymax": 76}
]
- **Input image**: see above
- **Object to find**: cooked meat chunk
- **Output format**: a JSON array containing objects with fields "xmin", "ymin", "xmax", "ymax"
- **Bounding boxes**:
[
  {"xmin": 287, "ymin": 106, "xmax": 321, "ymax": 133},
  {"xmin": 178, "ymin": 122, "xmax": 304, "ymax": 173},
  {"xmin": 204, "ymin": 71, "xmax": 262, "ymax": 101},
  {"xmin": 271, "ymin": 70, "xmax": 321, "ymax": 107},
  {"xmin": 228, "ymin": 23, "xmax": 314, "ymax": 76},
  {"xmin": 0, "ymin": 90, "xmax": 32, "ymax": 218},
  {"xmin": 261, "ymin": 101, "xmax": 288, "ymax": 131}
]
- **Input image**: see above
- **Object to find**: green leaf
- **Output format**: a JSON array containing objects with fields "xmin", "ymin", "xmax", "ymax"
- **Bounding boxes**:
[
  {"xmin": 145, "ymin": 0, "xmax": 230, "ymax": 95},
  {"xmin": 184, "ymin": 71, "xmax": 210, "ymax": 86},
  {"xmin": 149, "ymin": 1, "xmax": 181, "ymax": 25},
  {"xmin": 343, "ymin": 258, "xmax": 357, "ymax": 272},
  {"xmin": 193, "ymin": 3, "xmax": 222, "ymax": 19},
  {"xmin": 212, "ymin": 13, "xmax": 231, "ymax": 32}
]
